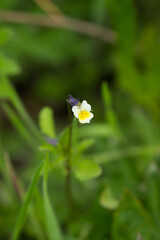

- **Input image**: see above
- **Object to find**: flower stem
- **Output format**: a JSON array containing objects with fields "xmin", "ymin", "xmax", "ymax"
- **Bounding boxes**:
[{"xmin": 65, "ymin": 102, "xmax": 74, "ymax": 219}]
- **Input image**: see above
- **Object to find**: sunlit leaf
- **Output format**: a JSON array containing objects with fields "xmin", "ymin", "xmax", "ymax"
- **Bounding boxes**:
[
  {"xmin": 75, "ymin": 159, "xmax": 102, "ymax": 181},
  {"xmin": 0, "ymin": 54, "xmax": 20, "ymax": 76},
  {"xmin": 99, "ymin": 186, "xmax": 119, "ymax": 210},
  {"xmin": 0, "ymin": 78, "xmax": 13, "ymax": 99},
  {"xmin": 39, "ymin": 107, "xmax": 56, "ymax": 138}
]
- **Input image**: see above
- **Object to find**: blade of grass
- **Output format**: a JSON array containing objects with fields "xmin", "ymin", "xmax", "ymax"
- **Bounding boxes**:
[
  {"xmin": 101, "ymin": 82, "xmax": 121, "ymax": 136},
  {"xmin": 43, "ymin": 151, "xmax": 63, "ymax": 240},
  {"xmin": 2, "ymin": 102, "xmax": 38, "ymax": 150},
  {"xmin": 146, "ymin": 167, "xmax": 160, "ymax": 228},
  {"xmin": 11, "ymin": 160, "xmax": 44, "ymax": 240},
  {"xmin": 2, "ymin": 78, "xmax": 44, "ymax": 144},
  {"xmin": 0, "ymin": 139, "xmax": 45, "ymax": 239},
  {"xmin": 0, "ymin": 139, "xmax": 14, "ymax": 196}
]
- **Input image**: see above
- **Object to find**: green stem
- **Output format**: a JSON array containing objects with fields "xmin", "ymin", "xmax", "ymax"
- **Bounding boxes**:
[
  {"xmin": 66, "ymin": 103, "xmax": 74, "ymax": 218},
  {"xmin": 43, "ymin": 151, "xmax": 63, "ymax": 240}
]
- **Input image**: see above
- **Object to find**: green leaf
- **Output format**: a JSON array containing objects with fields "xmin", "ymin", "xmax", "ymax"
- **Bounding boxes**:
[
  {"xmin": 58, "ymin": 126, "xmax": 69, "ymax": 151},
  {"xmin": 112, "ymin": 190, "xmax": 151, "ymax": 240},
  {"xmin": 0, "ymin": 28, "xmax": 13, "ymax": 47},
  {"xmin": 2, "ymin": 102, "xmax": 38, "ymax": 150},
  {"xmin": 101, "ymin": 81, "xmax": 112, "ymax": 107},
  {"xmin": 43, "ymin": 152, "xmax": 63, "ymax": 240},
  {"xmin": 75, "ymin": 159, "xmax": 102, "ymax": 181},
  {"xmin": 146, "ymin": 164, "xmax": 160, "ymax": 228},
  {"xmin": 0, "ymin": 78, "xmax": 14, "ymax": 99},
  {"xmin": 78, "ymin": 123, "xmax": 114, "ymax": 138},
  {"xmin": 39, "ymin": 107, "xmax": 56, "ymax": 138},
  {"xmin": 78, "ymin": 138, "xmax": 95, "ymax": 153},
  {"xmin": 39, "ymin": 144, "xmax": 58, "ymax": 153},
  {"xmin": 99, "ymin": 186, "xmax": 119, "ymax": 210},
  {"xmin": 11, "ymin": 161, "xmax": 44, "ymax": 240},
  {"xmin": 101, "ymin": 82, "xmax": 121, "ymax": 135},
  {"xmin": 0, "ymin": 54, "xmax": 20, "ymax": 76}
]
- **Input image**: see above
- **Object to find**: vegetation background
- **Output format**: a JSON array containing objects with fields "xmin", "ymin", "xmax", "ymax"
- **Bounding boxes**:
[{"xmin": 0, "ymin": 0, "xmax": 160, "ymax": 239}]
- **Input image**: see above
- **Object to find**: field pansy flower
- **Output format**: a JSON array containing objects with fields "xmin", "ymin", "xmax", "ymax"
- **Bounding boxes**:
[{"xmin": 68, "ymin": 95, "xmax": 94, "ymax": 124}]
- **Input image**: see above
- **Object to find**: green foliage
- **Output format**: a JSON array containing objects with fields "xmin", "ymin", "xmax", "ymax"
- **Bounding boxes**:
[
  {"xmin": 75, "ymin": 159, "xmax": 102, "ymax": 181},
  {"xmin": 43, "ymin": 152, "xmax": 63, "ymax": 240},
  {"xmin": 101, "ymin": 82, "xmax": 120, "ymax": 135},
  {"xmin": 78, "ymin": 123, "xmax": 114, "ymax": 138},
  {"xmin": 12, "ymin": 161, "xmax": 44, "ymax": 240},
  {"xmin": 39, "ymin": 107, "xmax": 56, "ymax": 138},
  {"xmin": 0, "ymin": 0, "xmax": 160, "ymax": 239},
  {"xmin": 0, "ymin": 54, "xmax": 20, "ymax": 76},
  {"xmin": 112, "ymin": 191, "xmax": 151, "ymax": 240},
  {"xmin": 77, "ymin": 138, "xmax": 95, "ymax": 153},
  {"xmin": 0, "ymin": 28, "xmax": 13, "ymax": 47},
  {"xmin": 99, "ymin": 186, "xmax": 119, "ymax": 210}
]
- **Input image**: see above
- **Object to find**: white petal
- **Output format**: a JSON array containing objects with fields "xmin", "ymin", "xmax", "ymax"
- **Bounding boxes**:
[
  {"xmin": 89, "ymin": 112, "xmax": 94, "ymax": 120},
  {"xmin": 72, "ymin": 106, "xmax": 80, "ymax": 118},
  {"xmin": 79, "ymin": 118, "xmax": 88, "ymax": 124},
  {"xmin": 81, "ymin": 100, "xmax": 91, "ymax": 112}
]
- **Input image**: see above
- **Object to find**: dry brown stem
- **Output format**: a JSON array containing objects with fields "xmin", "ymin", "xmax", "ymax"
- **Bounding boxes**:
[{"xmin": 0, "ymin": 10, "xmax": 116, "ymax": 43}]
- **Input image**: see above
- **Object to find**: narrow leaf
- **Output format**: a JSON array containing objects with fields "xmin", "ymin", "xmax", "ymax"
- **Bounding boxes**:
[
  {"xmin": 11, "ymin": 161, "xmax": 44, "ymax": 240},
  {"xmin": 101, "ymin": 81, "xmax": 112, "ymax": 107},
  {"xmin": 2, "ymin": 103, "xmax": 38, "ymax": 150},
  {"xmin": 39, "ymin": 107, "xmax": 56, "ymax": 138},
  {"xmin": 43, "ymin": 152, "xmax": 63, "ymax": 240}
]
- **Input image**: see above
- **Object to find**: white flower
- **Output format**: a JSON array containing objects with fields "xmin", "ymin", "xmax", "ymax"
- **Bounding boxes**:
[{"xmin": 72, "ymin": 100, "xmax": 94, "ymax": 124}]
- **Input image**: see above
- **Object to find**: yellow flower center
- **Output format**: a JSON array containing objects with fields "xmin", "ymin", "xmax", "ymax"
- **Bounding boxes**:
[{"xmin": 79, "ymin": 110, "xmax": 90, "ymax": 121}]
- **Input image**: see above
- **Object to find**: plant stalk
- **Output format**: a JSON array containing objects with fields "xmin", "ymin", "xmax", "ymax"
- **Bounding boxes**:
[{"xmin": 66, "ymin": 102, "xmax": 74, "ymax": 218}]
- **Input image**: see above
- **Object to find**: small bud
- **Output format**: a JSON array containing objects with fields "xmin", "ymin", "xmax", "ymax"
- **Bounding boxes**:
[{"xmin": 67, "ymin": 95, "xmax": 80, "ymax": 107}]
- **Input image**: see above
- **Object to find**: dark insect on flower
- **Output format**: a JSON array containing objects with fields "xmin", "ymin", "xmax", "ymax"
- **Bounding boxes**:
[{"xmin": 67, "ymin": 95, "xmax": 80, "ymax": 107}]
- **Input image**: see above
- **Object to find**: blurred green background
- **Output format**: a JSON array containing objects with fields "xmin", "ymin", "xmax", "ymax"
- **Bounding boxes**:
[{"xmin": 0, "ymin": 0, "xmax": 160, "ymax": 239}]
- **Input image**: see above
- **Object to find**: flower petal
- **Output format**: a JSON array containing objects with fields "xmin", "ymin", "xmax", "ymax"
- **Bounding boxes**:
[
  {"xmin": 72, "ymin": 106, "xmax": 80, "ymax": 118},
  {"xmin": 79, "ymin": 118, "xmax": 88, "ymax": 124},
  {"xmin": 81, "ymin": 100, "xmax": 91, "ymax": 112},
  {"xmin": 89, "ymin": 112, "xmax": 94, "ymax": 120}
]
